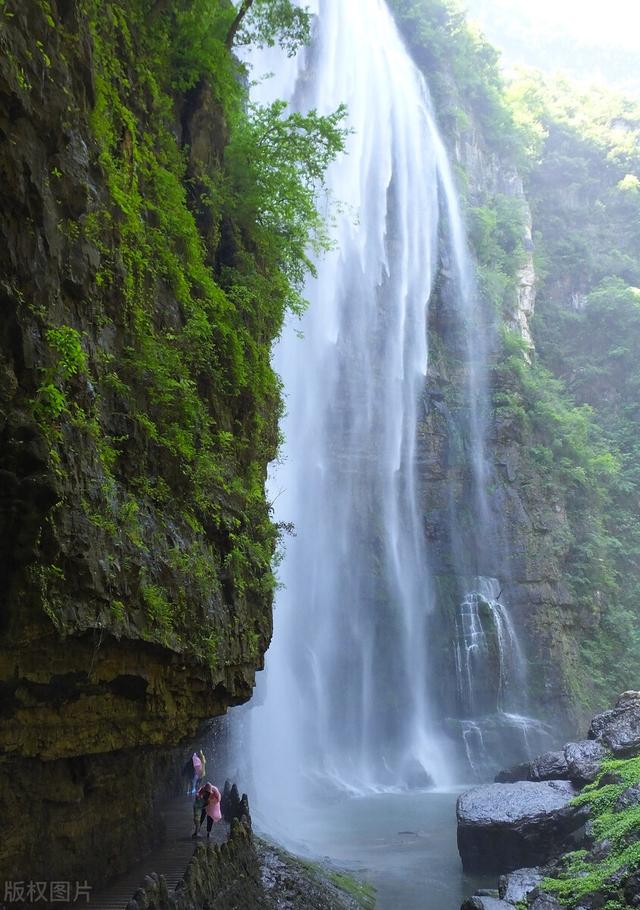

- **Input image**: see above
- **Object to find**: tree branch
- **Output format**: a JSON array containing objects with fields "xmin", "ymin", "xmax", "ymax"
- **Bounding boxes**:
[{"xmin": 225, "ymin": 0, "xmax": 255, "ymax": 49}]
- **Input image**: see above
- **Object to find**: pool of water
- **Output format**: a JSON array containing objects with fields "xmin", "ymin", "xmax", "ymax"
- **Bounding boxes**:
[{"xmin": 256, "ymin": 789, "xmax": 493, "ymax": 910}]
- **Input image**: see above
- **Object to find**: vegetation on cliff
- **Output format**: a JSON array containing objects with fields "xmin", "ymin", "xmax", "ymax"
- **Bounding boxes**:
[
  {"xmin": 512, "ymin": 74, "xmax": 640, "ymax": 705},
  {"xmin": 391, "ymin": 0, "xmax": 640, "ymax": 719},
  {"xmin": 2, "ymin": 0, "xmax": 345, "ymax": 664},
  {"xmin": 0, "ymin": 0, "xmax": 346, "ymax": 886},
  {"xmin": 543, "ymin": 756, "xmax": 640, "ymax": 910}
]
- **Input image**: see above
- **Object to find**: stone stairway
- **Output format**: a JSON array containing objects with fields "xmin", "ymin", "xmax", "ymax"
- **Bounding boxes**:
[{"xmin": 74, "ymin": 796, "xmax": 228, "ymax": 910}]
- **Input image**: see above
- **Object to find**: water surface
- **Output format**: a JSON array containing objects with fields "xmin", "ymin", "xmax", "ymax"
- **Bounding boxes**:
[{"xmin": 258, "ymin": 790, "xmax": 493, "ymax": 910}]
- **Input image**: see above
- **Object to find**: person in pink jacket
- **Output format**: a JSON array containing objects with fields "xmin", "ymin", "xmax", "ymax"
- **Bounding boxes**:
[
  {"xmin": 196, "ymin": 782, "xmax": 221, "ymax": 838},
  {"xmin": 190, "ymin": 750, "xmax": 206, "ymax": 795}
]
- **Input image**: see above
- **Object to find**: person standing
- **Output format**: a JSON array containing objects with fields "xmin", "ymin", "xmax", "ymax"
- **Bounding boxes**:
[
  {"xmin": 197, "ymin": 782, "xmax": 221, "ymax": 838},
  {"xmin": 191, "ymin": 787, "xmax": 207, "ymax": 837},
  {"xmin": 190, "ymin": 750, "xmax": 206, "ymax": 795}
]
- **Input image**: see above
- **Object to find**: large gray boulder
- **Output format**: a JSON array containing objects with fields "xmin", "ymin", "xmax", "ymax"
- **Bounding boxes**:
[
  {"xmin": 589, "ymin": 691, "xmax": 640, "ymax": 756},
  {"xmin": 624, "ymin": 869, "xmax": 640, "ymax": 907},
  {"xmin": 528, "ymin": 895, "xmax": 564, "ymax": 910},
  {"xmin": 615, "ymin": 786, "xmax": 640, "ymax": 812},
  {"xmin": 495, "ymin": 762, "xmax": 531, "ymax": 784},
  {"xmin": 495, "ymin": 752, "xmax": 568, "ymax": 784},
  {"xmin": 457, "ymin": 780, "xmax": 586, "ymax": 874},
  {"xmin": 494, "ymin": 742, "xmax": 605, "ymax": 787}
]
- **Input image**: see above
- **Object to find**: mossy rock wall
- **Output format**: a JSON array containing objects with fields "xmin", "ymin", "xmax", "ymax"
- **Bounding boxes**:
[{"xmin": 0, "ymin": 0, "xmax": 280, "ymax": 885}]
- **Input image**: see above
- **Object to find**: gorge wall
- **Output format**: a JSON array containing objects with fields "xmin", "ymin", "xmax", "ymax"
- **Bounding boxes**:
[
  {"xmin": 0, "ymin": 0, "xmax": 286, "ymax": 888},
  {"xmin": 392, "ymin": 0, "xmax": 640, "ymax": 742},
  {"xmin": 1, "ymin": 0, "xmax": 638, "ymax": 894},
  {"xmin": 419, "ymin": 127, "xmax": 580, "ymax": 743}
]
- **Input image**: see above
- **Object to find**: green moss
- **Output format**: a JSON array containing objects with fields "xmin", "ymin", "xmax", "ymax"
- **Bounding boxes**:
[
  {"xmin": 15, "ymin": 0, "xmax": 343, "ymax": 662},
  {"xmin": 543, "ymin": 757, "xmax": 640, "ymax": 907},
  {"xmin": 110, "ymin": 599, "xmax": 126, "ymax": 622},
  {"xmin": 328, "ymin": 872, "xmax": 376, "ymax": 910},
  {"xmin": 141, "ymin": 583, "xmax": 175, "ymax": 640}
]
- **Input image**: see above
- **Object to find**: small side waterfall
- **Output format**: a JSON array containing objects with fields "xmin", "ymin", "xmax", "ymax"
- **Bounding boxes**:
[
  {"xmin": 454, "ymin": 578, "xmax": 523, "ymax": 718},
  {"xmin": 450, "ymin": 577, "xmax": 552, "ymax": 779}
]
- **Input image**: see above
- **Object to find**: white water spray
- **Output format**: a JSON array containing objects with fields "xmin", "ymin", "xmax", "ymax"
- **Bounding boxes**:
[{"xmin": 240, "ymin": 0, "xmax": 543, "ymax": 822}]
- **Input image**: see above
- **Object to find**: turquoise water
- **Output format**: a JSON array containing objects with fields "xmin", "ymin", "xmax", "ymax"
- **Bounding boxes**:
[{"xmin": 261, "ymin": 790, "xmax": 493, "ymax": 910}]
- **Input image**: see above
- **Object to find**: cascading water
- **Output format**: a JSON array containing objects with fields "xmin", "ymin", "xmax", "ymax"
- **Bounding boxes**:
[
  {"xmin": 247, "ymin": 0, "xmax": 450, "ymax": 811},
  {"xmin": 454, "ymin": 578, "xmax": 522, "ymax": 719},
  {"xmin": 450, "ymin": 577, "xmax": 552, "ymax": 778},
  {"xmin": 239, "ymin": 0, "xmax": 548, "ymax": 826}
]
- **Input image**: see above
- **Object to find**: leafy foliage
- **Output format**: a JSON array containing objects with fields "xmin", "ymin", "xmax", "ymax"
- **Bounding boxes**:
[
  {"xmin": 33, "ymin": 326, "xmax": 88, "ymax": 423},
  {"xmin": 469, "ymin": 194, "xmax": 528, "ymax": 314},
  {"xmin": 388, "ymin": 0, "xmax": 520, "ymax": 153},
  {"xmin": 510, "ymin": 74, "xmax": 640, "ymax": 703},
  {"xmin": 26, "ymin": 0, "xmax": 345, "ymax": 661},
  {"xmin": 225, "ymin": 99, "xmax": 347, "ymax": 314},
  {"xmin": 230, "ymin": 0, "xmax": 311, "ymax": 56}
]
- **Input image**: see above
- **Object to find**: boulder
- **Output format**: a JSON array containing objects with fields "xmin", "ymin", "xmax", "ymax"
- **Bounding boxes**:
[
  {"xmin": 597, "ymin": 771, "xmax": 623, "ymax": 787},
  {"xmin": 624, "ymin": 870, "xmax": 640, "ymax": 907},
  {"xmin": 589, "ymin": 691, "xmax": 640, "ymax": 756},
  {"xmin": 498, "ymin": 868, "xmax": 544, "ymax": 903},
  {"xmin": 564, "ymin": 740, "xmax": 607, "ymax": 784},
  {"xmin": 530, "ymin": 752, "xmax": 569, "ymax": 782},
  {"xmin": 457, "ymin": 780, "xmax": 586, "ymax": 874},
  {"xmin": 527, "ymin": 894, "xmax": 564, "ymax": 910},
  {"xmin": 615, "ymin": 786, "xmax": 640, "ymax": 812},
  {"xmin": 495, "ymin": 762, "xmax": 531, "ymax": 784},
  {"xmin": 495, "ymin": 751, "xmax": 570, "ymax": 785},
  {"xmin": 588, "ymin": 838, "xmax": 612, "ymax": 862},
  {"xmin": 462, "ymin": 898, "xmax": 515, "ymax": 910}
]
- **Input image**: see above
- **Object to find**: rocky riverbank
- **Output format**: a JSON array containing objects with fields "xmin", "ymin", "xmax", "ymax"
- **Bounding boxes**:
[{"xmin": 458, "ymin": 691, "xmax": 640, "ymax": 909}]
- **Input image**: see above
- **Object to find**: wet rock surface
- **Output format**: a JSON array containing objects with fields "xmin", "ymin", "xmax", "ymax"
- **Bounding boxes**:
[
  {"xmin": 117, "ymin": 802, "xmax": 364, "ymax": 910},
  {"xmin": 615, "ymin": 785, "xmax": 640, "ymax": 811},
  {"xmin": 527, "ymin": 894, "xmax": 564, "ymax": 910},
  {"xmin": 494, "ymin": 740, "xmax": 605, "ymax": 786},
  {"xmin": 0, "ymin": 1, "xmax": 276, "ymax": 891},
  {"xmin": 498, "ymin": 867, "xmax": 544, "ymax": 903},
  {"xmin": 460, "ymin": 694, "xmax": 640, "ymax": 910},
  {"xmin": 457, "ymin": 780, "xmax": 584, "ymax": 873},
  {"xmin": 530, "ymin": 751, "xmax": 570, "ymax": 782},
  {"xmin": 589, "ymin": 691, "xmax": 640, "ymax": 755},
  {"xmin": 461, "ymin": 898, "xmax": 515, "ymax": 910},
  {"xmin": 564, "ymin": 740, "xmax": 608, "ymax": 784},
  {"xmin": 257, "ymin": 841, "xmax": 365, "ymax": 910}
]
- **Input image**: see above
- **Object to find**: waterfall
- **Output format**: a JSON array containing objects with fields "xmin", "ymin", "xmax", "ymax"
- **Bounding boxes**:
[
  {"xmin": 450, "ymin": 577, "xmax": 552, "ymax": 779},
  {"xmin": 454, "ymin": 578, "xmax": 526, "ymax": 718},
  {"xmin": 240, "ymin": 0, "xmax": 544, "ymax": 820}
]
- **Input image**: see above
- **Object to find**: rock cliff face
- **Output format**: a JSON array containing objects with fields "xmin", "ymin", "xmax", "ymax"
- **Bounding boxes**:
[
  {"xmin": 418, "ymin": 122, "xmax": 585, "ymax": 751},
  {"xmin": 0, "ymin": 0, "xmax": 277, "ymax": 890}
]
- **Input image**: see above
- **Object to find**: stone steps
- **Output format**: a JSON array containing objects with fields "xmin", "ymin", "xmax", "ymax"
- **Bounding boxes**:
[{"xmin": 65, "ymin": 796, "xmax": 227, "ymax": 910}]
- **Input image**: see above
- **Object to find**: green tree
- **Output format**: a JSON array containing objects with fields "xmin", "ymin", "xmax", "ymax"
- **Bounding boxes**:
[{"xmin": 225, "ymin": 0, "xmax": 310, "ymax": 54}]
